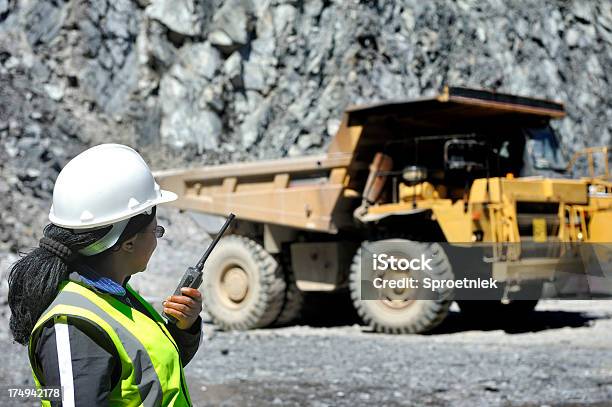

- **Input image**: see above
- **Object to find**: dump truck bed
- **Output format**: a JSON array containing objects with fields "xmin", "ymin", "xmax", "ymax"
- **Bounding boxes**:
[{"xmin": 154, "ymin": 152, "xmax": 353, "ymax": 232}]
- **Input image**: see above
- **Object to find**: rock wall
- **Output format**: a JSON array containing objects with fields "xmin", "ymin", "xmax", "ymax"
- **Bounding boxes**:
[{"xmin": 0, "ymin": 0, "xmax": 611, "ymax": 251}]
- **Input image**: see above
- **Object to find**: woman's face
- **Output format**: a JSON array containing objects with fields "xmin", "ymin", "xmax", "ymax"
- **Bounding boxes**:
[{"xmin": 131, "ymin": 216, "xmax": 158, "ymax": 272}]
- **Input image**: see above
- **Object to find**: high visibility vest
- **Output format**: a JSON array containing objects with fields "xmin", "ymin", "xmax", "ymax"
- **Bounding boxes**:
[{"xmin": 28, "ymin": 280, "xmax": 193, "ymax": 406}]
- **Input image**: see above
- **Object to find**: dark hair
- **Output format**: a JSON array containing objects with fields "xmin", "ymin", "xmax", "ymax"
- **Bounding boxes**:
[{"xmin": 8, "ymin": 206, "xmax": 156, "ymax": 346}]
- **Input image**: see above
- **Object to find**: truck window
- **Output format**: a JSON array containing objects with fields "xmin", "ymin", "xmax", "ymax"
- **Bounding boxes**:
[{"xmin": 524, "ymin": 127, "xmax": 567, "ymax": 171}]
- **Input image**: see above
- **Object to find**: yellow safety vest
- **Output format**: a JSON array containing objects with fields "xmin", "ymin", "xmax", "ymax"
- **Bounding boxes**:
[{"xmin": 28, "ymin": 280, "xmax": 192, "ymax": 406}]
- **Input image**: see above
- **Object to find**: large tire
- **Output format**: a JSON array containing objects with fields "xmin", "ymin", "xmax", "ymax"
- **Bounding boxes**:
[
  {"xmin": 273, "ymin": 263, "xmax": 304, "ymax": 326},
  {"xmin": 202, "ymin": 235, "xmax": 286, "ymax": 330},
  {"xmin": 349, "ymin": 240, "xmax": 454, "ymax": 334}
]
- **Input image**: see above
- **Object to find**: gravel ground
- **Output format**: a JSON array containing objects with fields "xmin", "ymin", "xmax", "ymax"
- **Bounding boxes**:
[
  {"xmin": 1, "ymin": 297, "xmax": 610, "ymax": 406},
  {"xmin": 1, "ymin": 208, "xmax": 611, "ymax": 406}
]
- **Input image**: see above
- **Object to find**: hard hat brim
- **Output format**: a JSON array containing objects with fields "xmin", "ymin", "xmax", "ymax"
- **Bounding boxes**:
[{"xmin": 157, "ymin": 188, "xmax": 179, "ymax": 205}]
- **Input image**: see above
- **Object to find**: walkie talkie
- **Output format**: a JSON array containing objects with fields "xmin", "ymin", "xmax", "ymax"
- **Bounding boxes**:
[{"xmin": 164, "ymin": 213, "xmax": 236, "ymax": 324}]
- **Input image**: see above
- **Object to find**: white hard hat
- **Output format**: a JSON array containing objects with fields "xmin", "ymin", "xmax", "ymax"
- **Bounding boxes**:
[{"xmin": 49, "ymin": 144, "xmax": 177, "ymax": 229}]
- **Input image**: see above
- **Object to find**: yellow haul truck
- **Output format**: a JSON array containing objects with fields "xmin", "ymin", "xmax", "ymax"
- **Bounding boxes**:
[{"xmin": 155, "ymin": 87, "xmax": 612, "ymax": 333}]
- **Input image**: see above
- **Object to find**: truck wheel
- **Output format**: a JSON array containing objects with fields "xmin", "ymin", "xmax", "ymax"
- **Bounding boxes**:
[
  {"xmin": 273, "ymin": 263, "xmax": 304, "ymax": 326},
  {"xmin": 202, "ymin": 235, "xmax": 286, "ymax": 330},
  {"xmin": 349, "ymin": 241, "xmax": 454, "ymax": 334}
]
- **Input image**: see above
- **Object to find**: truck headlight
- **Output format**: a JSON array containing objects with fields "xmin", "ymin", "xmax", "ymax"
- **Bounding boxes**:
[{"xmin": 402, "ymin": 166, "xmax": 427, "ymax": 184}]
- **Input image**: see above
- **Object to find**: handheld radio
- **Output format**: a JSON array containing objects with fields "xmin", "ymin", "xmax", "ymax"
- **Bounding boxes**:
[{"xmin": 164, "ymin": 213, "xmax": 236, "ymax": 324}]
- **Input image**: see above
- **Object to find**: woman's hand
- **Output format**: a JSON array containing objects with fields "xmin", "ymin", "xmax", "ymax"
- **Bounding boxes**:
[{"xmin": 163, "ymin": 287, "xmax": 203, "ymax": 330}]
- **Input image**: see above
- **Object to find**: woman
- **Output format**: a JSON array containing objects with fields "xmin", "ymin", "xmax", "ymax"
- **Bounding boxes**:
[{"xmin": 8, "ymin": 144, "xmax": 201, "ymax": 406}]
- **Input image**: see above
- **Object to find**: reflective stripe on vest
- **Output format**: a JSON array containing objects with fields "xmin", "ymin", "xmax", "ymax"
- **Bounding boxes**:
[
  {"xmin": 28, "ymin": 281, "xmax": 192, "ymax": 407},
  {"xmin": 54, "ymin": 318, "xmax": 76, "ymax": 406}
]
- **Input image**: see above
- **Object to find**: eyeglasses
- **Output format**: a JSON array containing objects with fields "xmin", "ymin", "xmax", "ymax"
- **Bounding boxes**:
[
  {"xmin": 138, "ymin": 225, "xmax": 165, "ymax": 238},
  {"xmin": 154, "ymin": 225, "xmax": 165, "ymax": 238},
  {"xmin": 144, "ymin": 225, "xmax": 165, "ymax": 238}
]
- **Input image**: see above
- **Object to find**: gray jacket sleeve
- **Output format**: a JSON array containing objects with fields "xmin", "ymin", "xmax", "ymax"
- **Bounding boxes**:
[{"xmin": 34, "ymin": 317, "xmax": 119, "ymax": 406}]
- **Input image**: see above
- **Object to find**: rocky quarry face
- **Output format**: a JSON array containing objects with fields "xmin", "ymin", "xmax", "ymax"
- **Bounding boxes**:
[{"xmin": 0, "ymin": 0, "xmax": 610, "ymax": 251}]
